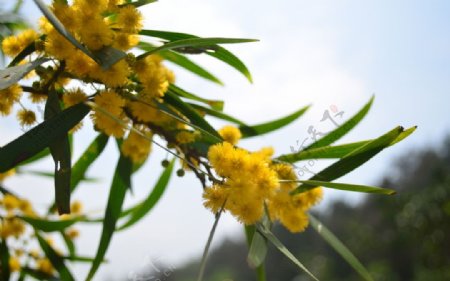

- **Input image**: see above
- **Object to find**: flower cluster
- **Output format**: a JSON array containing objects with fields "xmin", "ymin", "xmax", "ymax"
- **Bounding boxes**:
[{"xmin": 204, "ymin": 138, "xmax": 323, "ymax": 233}]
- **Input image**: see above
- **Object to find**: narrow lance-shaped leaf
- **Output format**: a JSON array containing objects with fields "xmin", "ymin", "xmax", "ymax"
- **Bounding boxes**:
[
  {"xmin": 256, "ymin": 224, "xmax": 319, "ymax": 281},
  {"xmin": 8, "ymin": 38, "xmax": 38, "ymax": 66},
  {"xmin": 170, "ymin": 84, "xmax": 224, "ymax": 111},
  {"xmin": 0, "ymin": 102, "xmax": 90, "ymax": 173},
  {"xmin": 118, "ymin": 158, "xmax": 175, "ymax": 230},
  {"xmin": 19, "ymin": 216, "xmax": 79, "ymax": 232},
  {"xmin": 0, "ymin": 57, "xmax": 49, "ymax": 90},
  {"xmin": 309, "ymin": 214, "xmax": 374, "ymax": 281},
  {"xmin": 139, "ymin": 42, "xmax": 223, "ymax": 85},
  {"xmin": 137, "ymin": 37, "xmax": 258, "ymax": 60},
  {"xmin": 140, "ymin": 29, "xmax": 254, "ymax": 82},
  {"xmin": 304, "ymin": 96, "xmax": 374, "ymax": 150},
  {"xmin": 245, "ymin": 225, "xmax": 267, "ymax": 281},
  {"xmin": 189, "ymin": 103, "xmax": 247, "ymax": 126},
  {"xmin": 32, "ymin": 0, "xmax": 125, "ymax": 69},
  {"xmin": 36, "ymin": 231, "xmax": 75, "ymax": 281},
  {"xmin": 120, "ymin": 0, "xmax": 157, "ymax": 8},
  {"xmin": 86, "ymin": 153, "xmax": 132, "ymax": 281},
  {"xmin": 240, "ymin": 105, "xmax": 310, "ymax": 138},
  {"xmin": 292, "ymin": 126, "xmax": 404, "ymax": 194},
  {"xmin": 292, "ymin": 180, "xmax": 395, "ymax": 195},
  {"xmin": 0, "ymin": 238, "xmax": 11, "ymax": 280},
  {"xmin": 45, "ymin": 89, "xmax": 71, "ymax": 215}
]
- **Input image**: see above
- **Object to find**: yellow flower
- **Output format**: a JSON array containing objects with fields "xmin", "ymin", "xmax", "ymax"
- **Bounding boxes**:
[
  {"xmin": 203, "ymin": 185, "xmax": 228, "ymax": 214},
  {"xmin": 17, "ymin": 109, "xmax": 37, "ymax": 126},
  {"xmin": 121, "ymin": 129, "xmax": 152, "ymax": 163},
  {"xmin": 116, "ymin": 5, "xmax": 143, "ymax": 33},
  {"xmin": 36, "ymin": 258, "xmax": 54, "ymax": 275},
  {"xmin": 175, "ymin": 131, "xmax": 197, "ymax": 144},
  {"xmin": 113, "ymin": 32, "xmax": 139, "ymax": 51},
  {"xmin": 17, "ymin": 29, "xmax": 39, "ymax": 48},
  {"xmin": 90, "ymin": 59, "xmax": 130, "ymax": 87},
  {"xmin": 29, "ymin": 92, "xmax": 48, "ymax": 103},
  {"xmin": 78, "ymin": 16, "xmax": 114, "ymax": 50},
  {"xmin": 2, "ymin": 194, "xmax": 19, "ymax": 210},
  {"xmin": 9, "ymin": 257, "xmax": 21, "ymax": 272},
  {"xmin": 0, "ymin": 84, "xmax": 22, "ymax": 103},
  {"xmin": 0, "ymin": 169, "xmax": 15, "ymax": 182},
  {"xmin": 92, "ymin": 114, "xmax": 127, "ymax": 138},
  {"xmin": 279, "ymin": 210, "xmax": 309, "ymax": 233},
  {"xmin": 63, "ymin": 88, "xmax": 87, "ymax": 108},
  {"xmin": 45, "ymin": 30, "xmax": 76, "ymax": 60},
  {"xmin": 218, "ymin": 125, "xmax": 242, "ymax": 145},
  {"xmin": 65, "ymin": 51, "xmax": 96, "ymax": 77},
  {"xmin": 52, "ymin": 2, "xmax": 79, "ymax": 32},
  {"xmin": 2, "ymin": 35, "xmax": 22, "ymax": 56},
  {"xmin": 65, "ymin": 228, "xmax": 80, "ymax": 240},
  {"xmin": 70, "ymin": 200, "xmax": 83, "ymax": 214},
  {"xmin": 0, "ymin": 100, "xmax": 13, "ymax": 116},
  {"xmin": 94, "ymin": 90, "xmax": 125, "ymax": 115}
]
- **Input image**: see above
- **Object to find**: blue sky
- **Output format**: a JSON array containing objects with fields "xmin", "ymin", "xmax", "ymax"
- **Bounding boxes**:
[{"xmin": 2, "ymin": 0, "xmax": 450, "ymax": 279}]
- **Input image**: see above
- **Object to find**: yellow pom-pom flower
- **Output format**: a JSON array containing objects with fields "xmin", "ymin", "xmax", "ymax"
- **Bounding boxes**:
[
  {"xmin": 17, "ymin": 109, "xmax": 37, "ymax": 126},
  {"xmin": 218, "ymin": 125, "xmax": 242, "ymax": 145}
]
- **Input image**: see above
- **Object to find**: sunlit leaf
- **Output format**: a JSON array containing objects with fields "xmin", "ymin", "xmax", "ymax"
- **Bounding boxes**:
[
  {"xmin": 309, "ymin": 214, "xmax": 374, "ymax": 281},
  {"xmin": 86, "ymin": 153, "xmax": 132, "ymax": 281},
  {"xmin": 140, "ymin": 29, "xmax": 254, "ymax": 82},
  {"xmin": 139, "ymin": 42, "xmax": 223, "ymax": 85},
  {"xmin": 170, "ymin": 84, "xmax": 224, "ymax": 111},
  {"xmin": 0, "ymin": 102, "xmax": 90, "ymax": 173},
  {"xmin": 240, "ymin": 105, "xmax": 310, "ymax": 138},
  {"xmin": 276, "ymin": 126, "xmax": 416, "ymax": 163},
  {"xmin": 36, "ymin": 232, "xmax": 75, "ymax": 281},
  {"xmin": 304, "ymin": 96, "xmax": 374, "ymax": 150},
  {"xmin": 257, "ymin": 224, "xmax": 319, "ymax": 281},
  {"xmin": 118, "ymin": 159, "xmax": 174, "ymax": 230},
  {"xmin": 0, "ymin": 57, "xmax": 49, "ymax": 90},
  {"xmin": 293, "ymin": 180, "xmax": 395, "ymax": 195},
  {"xmin": 137, "ymin": 37, "xmax": 258, "ymax": 60}
]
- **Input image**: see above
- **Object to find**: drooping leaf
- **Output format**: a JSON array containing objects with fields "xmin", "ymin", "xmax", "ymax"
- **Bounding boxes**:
[
  {"xmin": 137, "ymin": 37, "xmax": 258, "ymax": 60},
  {"xmin": 139, "ymin": 42, "xmax": 223, "ymax": 85},
  {"xmin": 0, "ymin": 57, "xmax": 49, "ymax": 90},
  {"xmin": 118, "ymin": 159, "xmax": 174, "ymax": 230},
  {"xmin": 0, "ymin": 102, "xmax": 90, "ymax": 173},
  {"xmin": 293, "ymin": 180, "xmax": 395, "ymax": 195},
  {"xmin": 32, "ymin": 0, "xmax": 125, "ymax": 69},
  {"xmin": 20, "ymin": 216, "xmax": 80, "ymax": 232},
  {"xmin": 36, "ymin": 232, "xmax": 75, "ymax": 281},
  {"xmin": 140, "ymin": 29, "xmax": 254, "ymax": 82},
  {"xmin": 163, "ymin": 90, "xmax": 222, "ymax": 142},
  {"xmin": 170, "ymin": 84, "xmax": 224, "ymax": 111},
  {"xmin": 0, "ymin": 238, "xmax": 11, "ymax": 280},
  {"xmin": 240, "ymin": 105, "xmax": 310, "ymax": 138},
  {"xmin": 257, "ymin": 224, "xmax": 319, "ymax": 281},
  {"xmin": 86, "ymin": 153, "xmax": 132, "ymax": 281},
  {"xmin": 45, "ymin": 89, "xmax": 71, "ymax": 215},
  {"xmin": 120, "ymin": 0, "xmax": 157, "ymax": 8},
  {"xmin": 292, "ymin": 126, "xmax": 404, "ymax": 194},
  {"xmin": 189, "ymin": 103, "xmax": 247, "ymax": 125},
  {"xmin": 276, "ymin": 126, "xmax": 416, "ymax": 162},
  {"xmin": 71, "ymin": 133, "xmax": 109, "ymax": 192},
  {"xmin": 309, "ymin": 214, "xmax": 374, "ymax": 281},
  {"xmin": 304, "ymin": 96, "xmax": 374, "ymax": 150}
]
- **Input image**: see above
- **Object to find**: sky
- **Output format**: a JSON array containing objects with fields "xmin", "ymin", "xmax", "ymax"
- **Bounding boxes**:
[{"xmin": 1, "ymin": 0, "xmax": 450, "ymax": 280}]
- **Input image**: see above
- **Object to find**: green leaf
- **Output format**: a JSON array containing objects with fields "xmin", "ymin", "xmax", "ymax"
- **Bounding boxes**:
[
  {"xmin": 0, "ymin": 238, "xmax": 11, "ymax": 281},
  {"xmin": 120, "ymin": 0, "xmax": 157, "ymax": 8},
  {"xmin": 163, "ymin": 90, "xmax": 222, "ymax": 142},
  {"xmin": 36, "ymin": 231, "xmax": 75, "ymax": 281},
  {"xmin": 137, "ymin": 37, "xmax": 258, "ymax": 60},
  {"xmin": 245, "ymin": 225, "xmax": 267, "ymax": 281},
  {"xmin": 276, "ymin": 126, "xmax": 416, "ymax": 163},
  {"xmin": 170, "ymin": 84, "xmax": 224, "ymax": 111},
  {"xmin": 20, "ymin": 216, "xmax": 80, "ymax": 232},
  {"xmin": 118, "ymin": 159, "xmax": 174, "ymax": 230},
  {"xmin": 60, "ymin": 231, "xmax": 75, "ymax": 256},
  {"xmin": 257, "ymin": 224, "xmax": 319, "ymax": 281},
  {"xmin": 17, "ymin": 148, "xmax": 50, "ymax": 166},
  {"xmin": 294, "ymin": 180, "xmax": 395, "ymax": 195},
  {"xmin": 0, "ymin": 102, "xmax": 90, "ymax": 173},
  {"xmin": 0, "ymin": 57, "xmax": 49, "ymax": 90},
  {"xmin": 309, "ymin": 214, "xmax": 374, "ymax": 281},
  {"xmin": 240, "ymin": 105, "xmax": 310, "ymax": 138},
  {"xmin": 189, "ymin": 103, "xmax": 247, "ymax": 125},
  {"xmin": 45, "ymin": 90, "xmax": 71, "ymax": 215},
  {"xmin": 32, "ymin": 0, "xmax": 125, "ymax": 69},
  {"xmin": 304, "ymin": 96, "xmax": 374, "ymax": 150},
  {"xmin": 86, "ymin": 153, "xmax": 132, "ymax": 281},
  {"xmin": 8, "ymin": 38, "xmax": 37, "ymax": 66},
  {"xmin": 292, "ymin": 126, "xmax": 404, "ymax": 194},
  {"xmin": 139, "ymin": 42, "xmax": 223, "ymax": 85},
  {"xmin": 20, "ymin": 267, "xmax": 57, "ymax": 280},
  {"xmin": 71, "ymin": 133, "xmax": 109, "ymax": 192},
  {"xmin": 140, "ymin": 29, "xmax": 254, "ymax": 82}
]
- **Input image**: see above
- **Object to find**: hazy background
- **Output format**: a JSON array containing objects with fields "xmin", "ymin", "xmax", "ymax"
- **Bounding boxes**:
[{"xmin": 1, "ymin": 0, "xmax": 450, "ymax": 280}]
